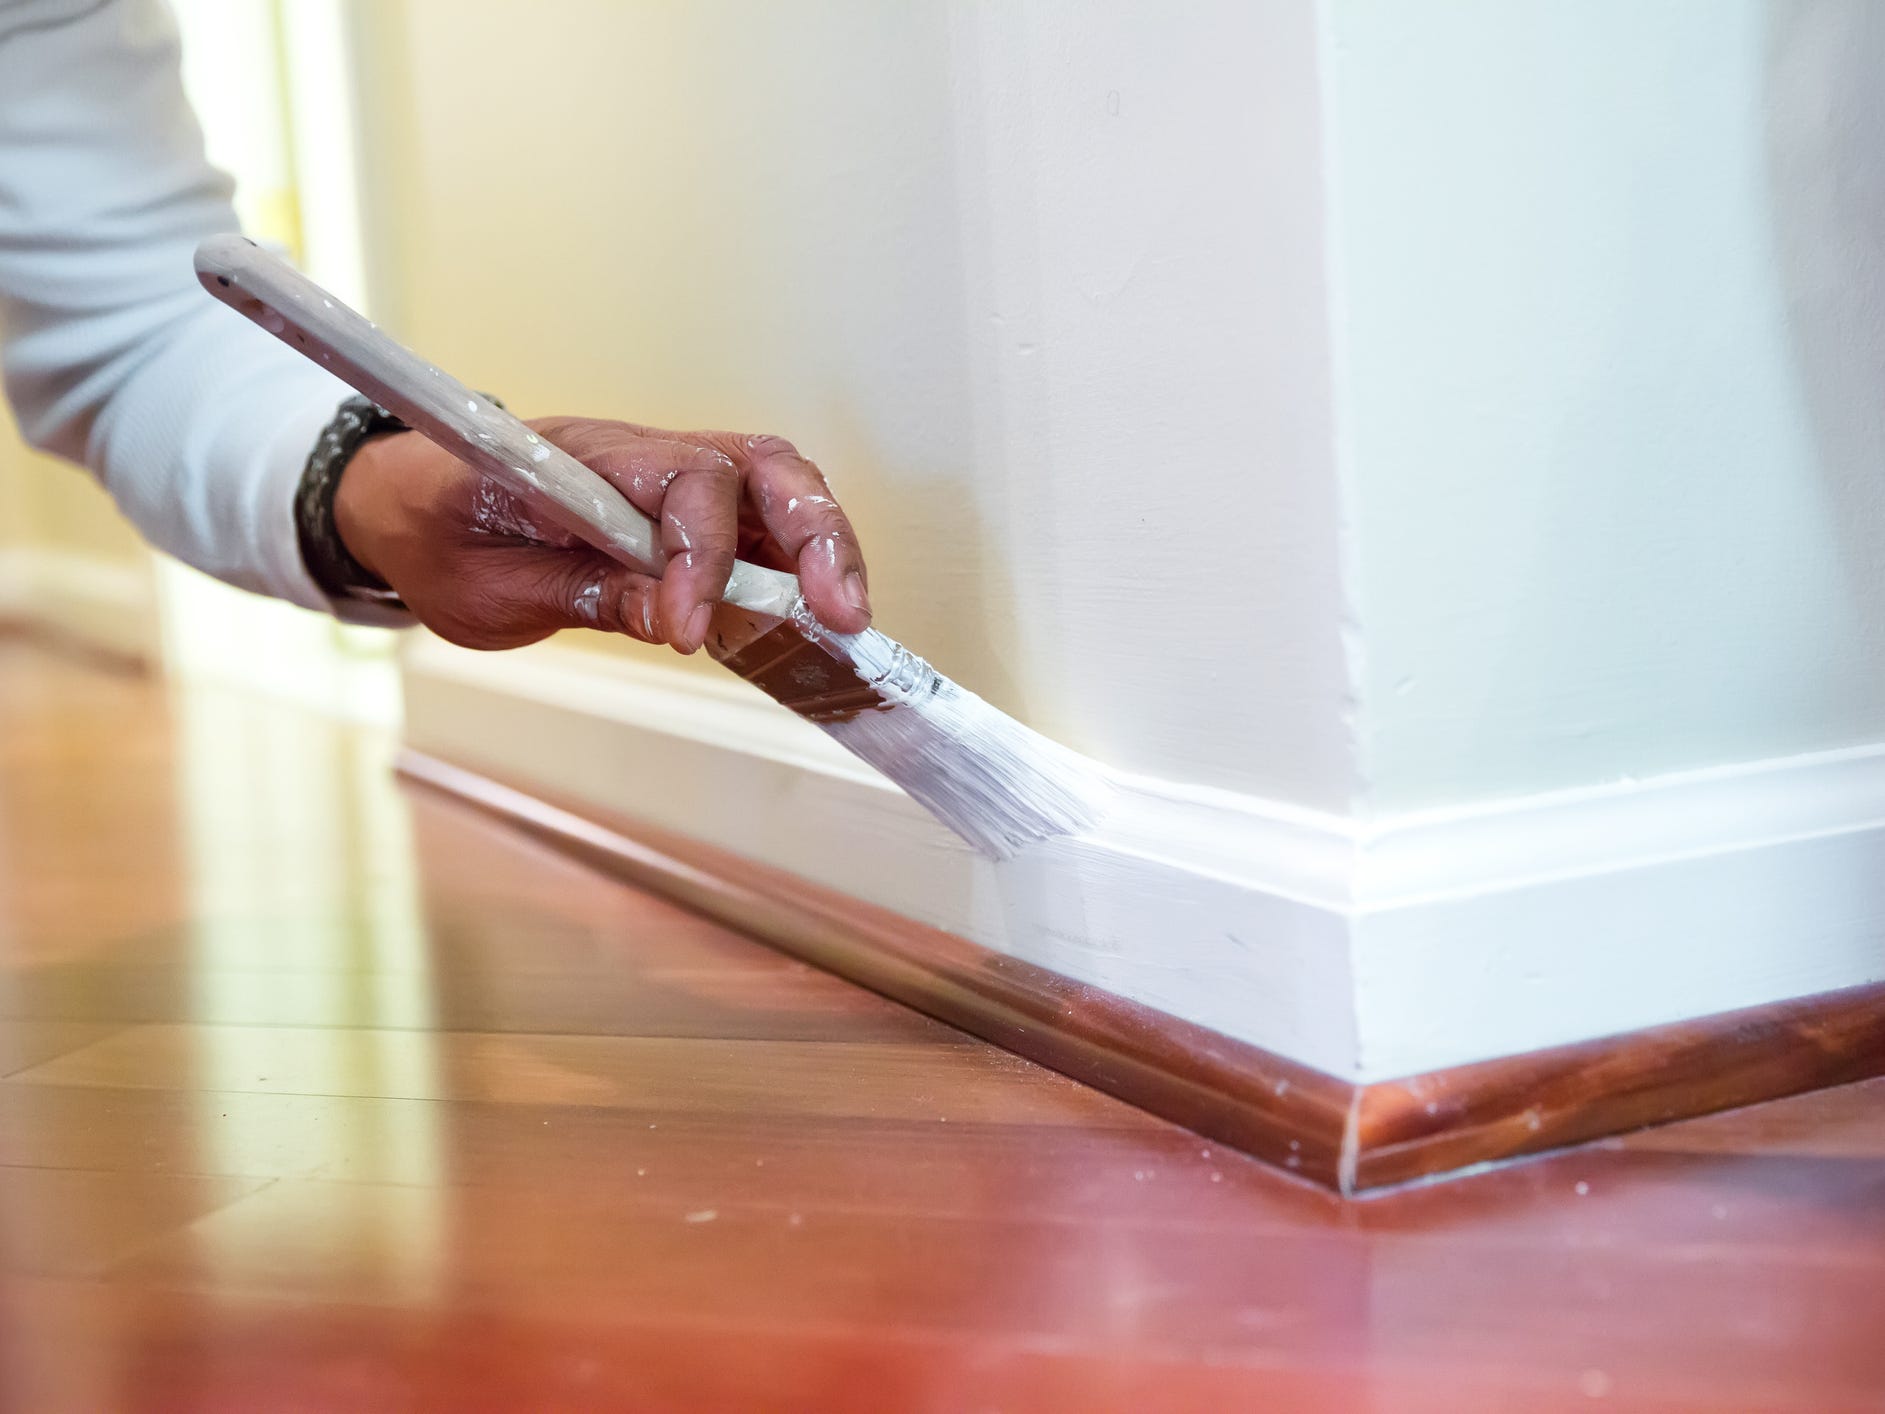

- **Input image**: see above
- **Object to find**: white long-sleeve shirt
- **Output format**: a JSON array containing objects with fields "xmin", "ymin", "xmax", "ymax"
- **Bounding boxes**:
[{"xmin": 0, "ymin": 0, "xmax": 358, "ymax": 616}]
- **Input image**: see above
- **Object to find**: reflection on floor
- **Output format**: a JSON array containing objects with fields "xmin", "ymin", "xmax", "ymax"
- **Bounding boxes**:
[{"xmin": 0, "ymin": 638, "xmax": 1881, "ymax": 1412}]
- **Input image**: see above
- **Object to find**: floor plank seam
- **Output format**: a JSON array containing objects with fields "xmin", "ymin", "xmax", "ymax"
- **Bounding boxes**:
[{"xmin": 82, "ymin": 1174, "xmax": 283, "ymax": 1280}]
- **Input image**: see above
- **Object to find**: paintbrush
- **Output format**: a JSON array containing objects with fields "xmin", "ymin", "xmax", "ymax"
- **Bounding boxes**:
[{"xmin": 193, "ymin": 235, "xmax": 1111, "ymax": 858}]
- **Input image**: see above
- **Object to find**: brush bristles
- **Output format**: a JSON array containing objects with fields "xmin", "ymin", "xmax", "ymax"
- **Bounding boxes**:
[{"xmin": 799, "ymin": 618, "xmax": 1114, "ymax": 859}]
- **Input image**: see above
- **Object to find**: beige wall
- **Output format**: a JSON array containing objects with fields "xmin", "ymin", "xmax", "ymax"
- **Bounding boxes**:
[
  {"xmin": 354, "ymin": 0, "xmax": 1349, "ymax": 805},
  {"xmin": 0, "ymin": 419, "xmax": 148, "ymax": 565},
  {"xmin": 0, "ymin": 426, "xmax": 28, "ymax": 550}
]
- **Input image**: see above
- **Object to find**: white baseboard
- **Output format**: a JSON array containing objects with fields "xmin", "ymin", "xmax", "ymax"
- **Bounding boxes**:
[
  {"xmin": 402, "ymin": 636, "xmax": 1885, "ymax": 1082},
  {"xmin": 0, "ymin": 547, "xmax": 159, "ymax": 665}
]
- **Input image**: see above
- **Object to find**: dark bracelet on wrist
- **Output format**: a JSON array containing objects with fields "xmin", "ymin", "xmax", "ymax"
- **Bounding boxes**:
[
  {"xmin": 295, "ymin": 395, "xmax": 408, "ymax": 610},
  {"xmin": 295, "ymin": 391, "xmax": 505, "ymax": 611}
]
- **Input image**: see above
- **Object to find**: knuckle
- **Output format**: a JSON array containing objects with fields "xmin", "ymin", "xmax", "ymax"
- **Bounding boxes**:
[
  {"xmin": 673, "ymin": 549, "xmax": 736, "ymax": 588},
  {"xmin": 742, "ymin": 432, "xmax": 800, "ymax": 461},
  {"xmin": 547, "ymin": 421, "xmax": 656, "ymax": 470},
  {"xmin": 684, "ymin": 444, "xmax": 740, "ymax": 476}
]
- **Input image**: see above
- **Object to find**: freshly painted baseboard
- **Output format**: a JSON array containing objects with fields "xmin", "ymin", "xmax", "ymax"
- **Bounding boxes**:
[
  {"xmin": 401, "ymin": 636, "xmax": 1361, "ymax": 1078},
  {"xmin": 399, "ymin": 748, "xmax": 1885, "ymax": 1196},
  {"xmin": 401, "ymin": 636, "xmax": 1885, "ymax": 1082},
  {"xmin": 0, "ymin": 547, "xmax": 158, "ymax": 667}
]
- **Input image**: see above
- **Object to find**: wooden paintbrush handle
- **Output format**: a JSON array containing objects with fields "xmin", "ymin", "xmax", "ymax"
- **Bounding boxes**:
[{"xmin": 192, "ymin": 234, "xmax": 803, "ymax": 619}]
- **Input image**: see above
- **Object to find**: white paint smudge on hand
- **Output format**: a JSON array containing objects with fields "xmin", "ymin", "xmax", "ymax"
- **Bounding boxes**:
[
  {"xmin": 470, "ymin": 478, "xmax": 554, "ymax": 542},
  {"xmin": 573, "ymin": 578, "xmax": 604, "ymax": 624}
]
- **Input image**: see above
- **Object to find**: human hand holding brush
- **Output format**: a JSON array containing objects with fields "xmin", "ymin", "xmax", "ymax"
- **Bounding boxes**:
[
  {"xmin": 197, "ymin": 234, "xmax": 1111, "ymax": 858},
  {"xmin": 334, "ymin": 415, "xmax": 872, "ymax": 652}
]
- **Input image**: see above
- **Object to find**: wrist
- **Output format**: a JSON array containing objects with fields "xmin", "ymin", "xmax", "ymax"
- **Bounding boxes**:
[{"xmin": 333, "ymin": 429, "xmax": 410, "ymax": 584}]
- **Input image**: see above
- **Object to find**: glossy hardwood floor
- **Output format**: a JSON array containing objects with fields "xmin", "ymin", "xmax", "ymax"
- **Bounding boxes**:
[{"xmin": 1, "ymin": 639, "xmax": 1882, "ymax": 1413}]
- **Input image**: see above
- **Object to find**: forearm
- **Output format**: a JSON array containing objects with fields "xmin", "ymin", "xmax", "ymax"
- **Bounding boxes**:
[{"xmin": 0, "ymin": 0, "xmax": 359, "ymax": 614}]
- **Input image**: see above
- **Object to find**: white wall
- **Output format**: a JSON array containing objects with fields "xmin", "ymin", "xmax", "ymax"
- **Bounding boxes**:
[
  {"xmin": 361, "ymin": 0, "xmax": 1355, "ymax": 809},
  {"xmin": 1329, "ymin": 0, "xmax": 1885, "ymax": 812},
  {"xmin": 375, "ymin": 0, "xmax": 1885, "ymax": 820}
]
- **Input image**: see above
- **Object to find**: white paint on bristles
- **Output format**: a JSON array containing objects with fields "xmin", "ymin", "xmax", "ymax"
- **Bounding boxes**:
[{"xmin": 793, "ymin": 603, "xmax": 1114, "ymax": 860}]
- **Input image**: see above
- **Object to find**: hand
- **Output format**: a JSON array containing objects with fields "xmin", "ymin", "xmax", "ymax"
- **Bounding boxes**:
[{"xmin": 332, "ymin": 416, "xmax": 871, "ymax": 652}]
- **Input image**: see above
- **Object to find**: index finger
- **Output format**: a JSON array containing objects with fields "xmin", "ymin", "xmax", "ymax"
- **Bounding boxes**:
[{"xmin": 711, "ymin": 432, "xmax": 872, "ymax": 633}]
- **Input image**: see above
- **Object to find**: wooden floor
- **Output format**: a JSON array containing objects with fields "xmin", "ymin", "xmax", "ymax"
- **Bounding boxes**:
[{"xmin": 1, "ymin": 641, "xmax": 1882, "ymax": 1412}]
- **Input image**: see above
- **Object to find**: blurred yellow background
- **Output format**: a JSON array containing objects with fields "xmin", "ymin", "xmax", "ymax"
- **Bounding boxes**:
[
  {"xmin": 0, "ymin": 0, "xmax": 1240, "ymax": 789},
  {"xmin": 2, "ymin": 0, "xmax": 1007, "ymax": 715}
]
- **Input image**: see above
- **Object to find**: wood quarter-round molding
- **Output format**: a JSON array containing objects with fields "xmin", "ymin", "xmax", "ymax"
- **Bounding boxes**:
[
  {"xmin": 397, "ymin": 749, "xmax": 1885, "ymax": 1196},
  {"xmin": 1347, "ymin": 988, "xmax": 1885, "ymax": 1192}
]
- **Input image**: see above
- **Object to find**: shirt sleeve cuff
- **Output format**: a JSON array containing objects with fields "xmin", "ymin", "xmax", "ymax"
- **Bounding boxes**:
[{"xmin": 250, "ymin": 370, "xmax": 417, "ymax": 629}]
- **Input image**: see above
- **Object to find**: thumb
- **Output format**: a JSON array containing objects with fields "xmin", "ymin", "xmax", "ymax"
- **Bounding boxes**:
[{"xmin": 434, "ymin": 547, "xmax": 664, "ymax": 649}]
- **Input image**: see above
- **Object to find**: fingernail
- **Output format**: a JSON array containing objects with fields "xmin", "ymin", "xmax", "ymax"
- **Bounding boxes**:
[
  {"xmin": 682, "ymin": 602, "xmax": 713, "ymax": 653},
  {"xmin": 842, "ymin": 571, "xmax": 872, "ymax": 621}
]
